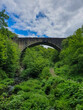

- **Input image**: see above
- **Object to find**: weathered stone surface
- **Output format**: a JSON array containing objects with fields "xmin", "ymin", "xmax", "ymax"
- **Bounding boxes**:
[{"xmin": 13, "ymin": 37, "xmax": 65, "ymax": 52}]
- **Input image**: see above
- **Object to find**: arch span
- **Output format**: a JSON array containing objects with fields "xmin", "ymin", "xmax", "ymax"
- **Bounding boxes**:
[
  {"xmin": 13, "ymin": 37, "xmax": 65, "ymax": 60},
  {"xmin": 20, "ymin": 41, "xmax": 61, "ymax": 59},
  {"xmin": 13, "ymin": 37, "xmax": 65, "ymax": 53},
  {"xmin": 28, "ymin": 42, "xmax": 61, "ymax": 50}
]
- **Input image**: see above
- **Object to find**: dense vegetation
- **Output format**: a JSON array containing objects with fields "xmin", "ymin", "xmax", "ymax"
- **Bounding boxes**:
[
  {"xmin": 55, "ymin": 27, "xmax": 83, "ymax": 81},
  {"xmin": 21, "ymin": 46, "xmax": 58, "ymax": 79},
  {"xmin": 0, "ymin": 10, "xmax": 83, "ymax": 110}
]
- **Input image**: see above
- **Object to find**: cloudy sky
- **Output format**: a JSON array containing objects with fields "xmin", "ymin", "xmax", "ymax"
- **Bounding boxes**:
[{"xmin": 0, "ymin": 0, "xmax": 83, "ymax": 38}]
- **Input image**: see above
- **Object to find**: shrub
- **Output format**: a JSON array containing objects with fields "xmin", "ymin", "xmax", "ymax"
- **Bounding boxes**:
[
  {"xmin": 0, "ymin": 33, "xmax": 20, "ymax": 78},
  {"xmin": 22, "ymin": 56, "xmax": 50, "ymax": 78},
  {"xmin": 39, "ymin": 67, "xmax": 51, "ymax": 79},
  {"xmin": 0, "ymin": 69, "xmax": 7, "ymax": 80},
  {"xmin": 21, "ymin": 93, "xmax": 50, "ymax": 110}
]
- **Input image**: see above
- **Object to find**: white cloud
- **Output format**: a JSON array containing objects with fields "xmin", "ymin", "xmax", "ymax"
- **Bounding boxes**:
[
  {"xmin": 0, "ymin": 0, "xmax": 83, "ymax": 37},
  {"xmin": 18, "ymin": 34, "xmax": 37, "ymax": 38}
]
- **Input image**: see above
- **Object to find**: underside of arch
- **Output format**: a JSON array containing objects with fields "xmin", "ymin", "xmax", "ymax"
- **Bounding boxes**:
[{"xmin": 20, "ymin": 41, "xmax": 61, "ymax": 60}]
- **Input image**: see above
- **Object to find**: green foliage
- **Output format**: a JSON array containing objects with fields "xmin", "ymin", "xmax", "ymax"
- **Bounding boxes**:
[
  {"xmin": 21, "ymin": 93, "xmax": 50, "ymax": 110},
  {"xmin": 21, "ymin": 46, "xmax": 55, "ymax": 78},
  {"xmin": 0, "ymin": 21, "xmax": 83, "ymax": 110},
  {"xmin": 1, "ymin": 92, "xmax": 50, "ymax": 110},
  {"xmin": 76, "ymin": 104, "xmax": 83, "ymax": 110},
  {"xmin": 0, "ymin": 69, "xmax": 7, "ymax": 80},
  {"xmin": 0, "ymin": 79, "xmax": 51, "ymax": 110},
  {"xmin": 0, "ymin": 33, "xmax": 20, "ymax": 77},
  {"xmin": 13, "ymin": 79, "xmax": 44, "ymax": 94},
  {"xmin": 33, "ymin": 45, "xmax": 59, "ymax": 63},
  {"xmin": 39, "ymin": 67, "xmax": 51, "ymax": 79},
  {"xmin": 21, "ymin": 58, "xmax": 49, "ymax": 78},
  {"xmin": 0, "ymin": 27, "xmax": 18, "ymax": 39},
  {"xmin": 0, "ymin": 33, "xmax": 7, "ymax": 66},
  {"xmin": 0, "ymin": 76, "xmax": 83, "ymax": 110},
  {"xmin": 42, "ymin": 76, "xmax": 83, "ymax": 110},
  {"xmin": 0, "ymin": 9, "xmax": 9, "ymax": 28},
  {"xmin": 4, "ymin": 39, "xmax": 20, "ymax": 77},
  {"xmin": 0, "ymin": 78, "xmax": 14, "ymax": 95},
  {"xmin": 55, "ymin": 26, "xmax": 83, "ymax": 80}
]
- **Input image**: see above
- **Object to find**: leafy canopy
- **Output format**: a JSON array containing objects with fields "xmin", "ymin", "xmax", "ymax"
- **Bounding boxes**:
[{"xmin": 0, "ymin": 9, "xmax": 9, "ymax": 28}]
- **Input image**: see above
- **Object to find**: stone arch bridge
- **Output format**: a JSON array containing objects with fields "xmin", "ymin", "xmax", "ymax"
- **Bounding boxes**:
[{"xmin": 13, "ymin": 37, "xmax": 65, "ymax": 52}]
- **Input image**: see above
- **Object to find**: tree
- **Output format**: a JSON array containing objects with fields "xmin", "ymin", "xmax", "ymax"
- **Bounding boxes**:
[
  {"xmin": 0, "ymin": 9, "xmax": 9, "ymax": 28},
  {"xmin": 0, "ymin": 9, "xmax": 17, "ymax": 39},
  {"xmin": 3, "ymin": 39, "xmax": 20, "ymax": 77},
  {"xmin": 0, "ymin": 33, "xmax": 20, "ymax": 78},
  {"xmin": 0, "ymin": 27, "xmax": 18, "ymax": 39},
  {"xmin": 56, "ymin": 26, "xmax": 83, "ymax": 76},
  {"xmin": 0, "ymin": 33, "xmax": 7, "ymax": 67},
  {"xmin": 21, "ymin": 47, "xmax": 50, "ymax": 78}
]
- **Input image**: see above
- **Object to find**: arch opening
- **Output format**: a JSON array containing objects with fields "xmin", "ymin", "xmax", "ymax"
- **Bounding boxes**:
[{"xmin": 20, "ymin": 41, "xmax": 61, "ymax": 60}]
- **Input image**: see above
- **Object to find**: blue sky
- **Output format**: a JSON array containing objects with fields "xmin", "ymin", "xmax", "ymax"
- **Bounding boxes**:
[
  {"xmin": 0, "ymin": 0, "xmax": 83, "ymax": 38},
  {"xmin": 8, "ymin": 13, "xmax": 48, "ymax": 37}
]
